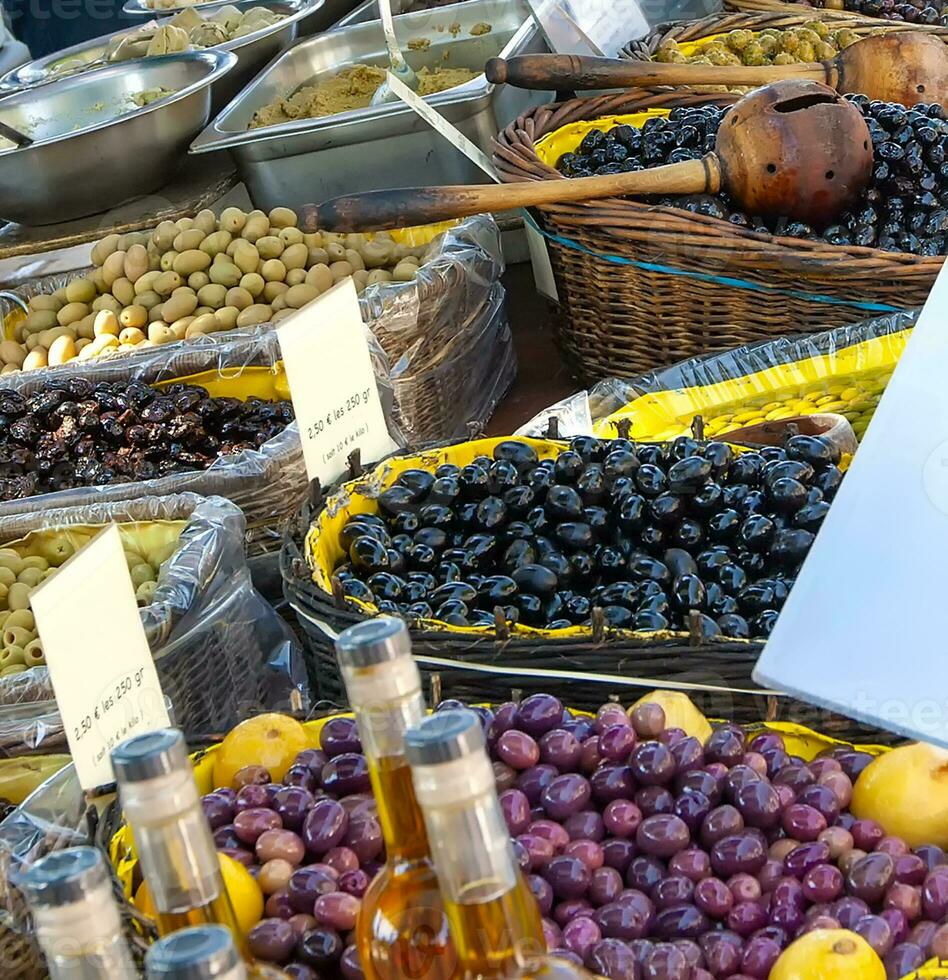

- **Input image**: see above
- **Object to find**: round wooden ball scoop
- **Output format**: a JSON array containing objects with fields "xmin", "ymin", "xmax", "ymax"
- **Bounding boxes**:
[
  {"xmin": 305, "ymin": 80, "xmax": 872, "ymax": 234},
  {"xmin": 485, "ymin": 32, "xmax": 948, "ymax": 111}
]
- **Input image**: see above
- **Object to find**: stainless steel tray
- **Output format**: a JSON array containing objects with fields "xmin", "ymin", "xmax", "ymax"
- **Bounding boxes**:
[
  {"xmin": 335, "ymin": 0, "xmax": 477, "ymax": 27},
  {"xmin": 1, "ymin": 0, "xmax": 316, "ymax": 112},
  {"xmin": 191, "ymin": 0, "xmax": 551, "ymax": 211},
  {"xmin": 0, "ymin": 50, "xmax": 235, "ymax": 226}
]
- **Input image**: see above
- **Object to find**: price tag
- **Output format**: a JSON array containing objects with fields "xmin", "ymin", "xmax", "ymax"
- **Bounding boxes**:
[
  {"xmin": 30, "ymin": 524, "xmax": 170, "ymax": 790},
  {"xmin": 277, "ymin": 277, "xmax": 398, "ymax": 484},
  {"xmin": 753, "ymin": 263, "xmax": 948, "ymax": 748}
]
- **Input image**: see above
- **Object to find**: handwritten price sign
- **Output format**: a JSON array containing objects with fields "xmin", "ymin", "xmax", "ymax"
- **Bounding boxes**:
[{"xmin": 278, "ymin": 278, "xmax": 397, "ymax": 484}]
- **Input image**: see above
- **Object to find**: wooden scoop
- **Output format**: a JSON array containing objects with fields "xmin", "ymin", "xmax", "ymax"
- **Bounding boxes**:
[
  {"xmin": 486, "ymin": 32, "xmax": 948, "ymax": 111},
  {"xmin": 303, "ymin": 80, "xmax": 872, "ymax": 233}
]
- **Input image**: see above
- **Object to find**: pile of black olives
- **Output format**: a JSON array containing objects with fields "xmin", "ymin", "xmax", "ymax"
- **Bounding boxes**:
[
  {"xmin": 0, "ymin": 377, "xmax": 294, "ymax": 500},
  {"xmin": 332, "ymin": 436, "xmax": 844, "ymax": 640},
  {"xmin": 557, "ymin": 97, "xmax": 948, "ymax": 256}
]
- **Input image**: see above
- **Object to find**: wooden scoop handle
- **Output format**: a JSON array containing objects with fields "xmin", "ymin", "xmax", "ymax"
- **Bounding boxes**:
[
  {"xmin": 303, "ymin": 156, "xmax": 720, "ymax": 232},
  {"xmin": 0, "ymin": 120, "xmax": 32, "ymax": 148},
  {"xmin": 485, "ymin": 53, "xmax": 830, "ymax": 91}
]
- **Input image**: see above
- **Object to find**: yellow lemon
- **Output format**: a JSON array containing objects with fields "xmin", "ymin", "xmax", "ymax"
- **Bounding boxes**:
[
  {"xmin": 770, "ymin": 929, "xmax": 885, "ymax": 980},
  {"xmin": 213, "ymin": 712, "xmax": 308, "ymax": 790},
  {"xmin": 134, "ymin": 852, "xmax": 263, "ymax": 935},
  {"xmin": 851, "ymin": 742, "xmax": 948, "ymax": 849}
]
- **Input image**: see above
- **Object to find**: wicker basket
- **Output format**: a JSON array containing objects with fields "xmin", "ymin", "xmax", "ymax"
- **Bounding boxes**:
[
  {"xmin": 621, "ymin": 10, "xmax": 948, "ymax": 63},
  {"xmin": 492, "ymin": 90, "xmax": 944, "ymax": 381},
  {"xmin": 722, "ymin": 0, "xmax": 948, "ymax": 28}
]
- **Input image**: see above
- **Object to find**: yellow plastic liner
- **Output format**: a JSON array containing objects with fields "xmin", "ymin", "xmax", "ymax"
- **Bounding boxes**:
[
  {"xmin": 154, "ymin": 362, "xmax": 290, "ymax": 402},
  {"xmin": 594, "ymin": 329, "xmax": 909, "ymax": 443},
  {"xmin": 106, "ymin": 710, "xmax": 945, "ymax": 980},
  {"xmin": 534, "ymin": 109, "xmax": 672, "ymax": 167}
]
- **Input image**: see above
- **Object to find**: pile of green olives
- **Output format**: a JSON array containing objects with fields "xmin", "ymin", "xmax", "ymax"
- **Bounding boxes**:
[{"xmin": 330, "ymin": 436, "xmax": 843, "ymax": 640}]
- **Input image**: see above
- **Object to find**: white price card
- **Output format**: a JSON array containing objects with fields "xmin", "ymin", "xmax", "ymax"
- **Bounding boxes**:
[
  {"xmin": 30, "ymin": 524, "xmax": 170, "ymax": 790},
  {"xmin": 753, "ymin": 262, "xmax": 948, "ymax": 748},
  {"xmin": 277, "ymin": 277, "xmax": 397, "ymax": 484}
]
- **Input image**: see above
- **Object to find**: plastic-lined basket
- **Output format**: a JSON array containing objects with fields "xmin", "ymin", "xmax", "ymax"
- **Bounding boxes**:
[{"xmin": 492, "ymin": 90, "xmax": 942, "ymax": 381}]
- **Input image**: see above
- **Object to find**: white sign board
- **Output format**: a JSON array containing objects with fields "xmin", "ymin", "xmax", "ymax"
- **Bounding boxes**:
[
  {"xmin": 754, "ymin": 263, "xmax": 948, "ymax": 747},
  {"xmin": 526, "ymin": 0, "xmax": 648, "ymax": 58},
  {"xmin": 278, "ymin": 277, "xmax": 397, "ymax": 485},
  {"xmin": 31, "ymin": 524, "xmax": 170, "ymax": 789}
]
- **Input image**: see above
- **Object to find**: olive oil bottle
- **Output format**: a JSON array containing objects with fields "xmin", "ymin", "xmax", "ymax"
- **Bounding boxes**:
[
  {"xmin": 20, "ymin": 846, "xmax": 137, "ymax": 980},
  {"xmin": 405, "ymin": 711, "xmax": 595, "ymax": 980},
  {"xmin": 111, "ymin": 729, "xmax": 247, "ymax": 955},
  {"xmin": 335, "ymin": 617, "xmax": 456, "ymax": 980}
]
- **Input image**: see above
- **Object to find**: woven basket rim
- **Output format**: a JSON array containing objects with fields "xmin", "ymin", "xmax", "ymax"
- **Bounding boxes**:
[
  {"xmin": 491, "ymin": 88, "xmax": 946, "ymax": 273},
  {"xmin": 723, "ymin": 0, "xmax": 948, "ymax": 28}
]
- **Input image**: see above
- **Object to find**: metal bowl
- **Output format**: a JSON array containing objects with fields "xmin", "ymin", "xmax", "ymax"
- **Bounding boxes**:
[
  {"xmin": 0, "ymin": 0, "xmax": 315, "ymax": 112},
  {"xmin": 0, "ymin": 50, "xmax": 235, "ymax": 226}
]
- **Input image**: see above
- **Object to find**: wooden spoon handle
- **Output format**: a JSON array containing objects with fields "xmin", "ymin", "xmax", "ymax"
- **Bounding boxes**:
[
  {"xmin": 485, "ymin": 53, "xmax": 829, "ymax": 91},
  {"xmin": 0, "ymin": 120, "xmax": 32, "ymax": 148},
  {"xmin": 303, "ymin": 156, "xmax": 720, "ymax": 232}
]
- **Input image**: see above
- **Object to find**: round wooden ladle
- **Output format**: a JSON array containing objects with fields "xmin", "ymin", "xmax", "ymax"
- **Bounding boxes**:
[
  {"xmin": 304, "ymin": 80, "xmax": 872, "ymax": 234},
  {"xmin": 485, "ymin": 32, "xmax": 948, "ymax": 111}
]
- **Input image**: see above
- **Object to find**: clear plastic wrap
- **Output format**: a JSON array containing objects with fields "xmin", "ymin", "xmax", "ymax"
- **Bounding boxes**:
[
  {"xmin": 0, "ymin": 493, "xmax": 309, "ymax": 758},
  {"xmin": 1, "ymin": 215, "xmax": 511, "ymax": 448},
  {"xmin": 586, "ymin": 310, "xmax": 917, "ymax": 443},
  {"xmin": 0, "ymin": 326, "xmax": 399, "ymax": 555}
]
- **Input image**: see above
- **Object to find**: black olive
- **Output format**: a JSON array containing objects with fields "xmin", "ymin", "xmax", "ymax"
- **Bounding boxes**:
[
  {"xmin": 598, "ymin": 547, "xmax": 627, "ymax": 578},
  {"xmin": 349, "ymin": 536, "xmax": 390, "ymax": 573},
  {"xmin": 722, "ymin": 485, "xmax": 749, "ymax": 509},
  {"xmin": 525, "ymin": 505, "xmax": 552, "ymax": 535},
  {"xmin": 707, "ymin": 509, "xmax": 741, "ymax": 542},
  {"xmin": 717, "ymin": 613, "xmax": 751, "ymax": 639},
  {"xmin": 502, "ymin": 485, "xmax": 536, "ymax": 517},
  {"xmin": 463, "ymin": 534, "xmax": 498, "ymax": 567},
  {"xmin": 407, "ymin": 602, "xmax": 433, "ymax": 618},
  {"xmin": 493, "ymin": 440, "xmax": 539, "ymax": 472},
  {"xmin": 740, "ymin": 491, "xmax": 768, "ymax": 516},
  {"xmin": 771, "ymin": 528, "xmax": 815, "ymax": 566},
  {"xmin": 598, "ymin": 581, "xmax": 639, "ymax": 608},
  {"xmin": 767, "ymin": 478, "xmax": 808, "ymax": 513},
  {"xmin": 633, "ymin": 610, "xmax": 670, "ymax": 631},
  {"xmin": 701, "ymin": 442, "xmax": 734, "ymax": 478},
  {"xmin": 671, "ymin": 519, "xmax": 705, "ymax": 550},
  {"xmin": 479, "ymin": 575, "xmax": 518, "ymax": 601},
  {"xmin": 635, "ymin": 464, "xmax": 668, "ymax": 497},
  {"xmin": 460, "ymin": 464, "xmax": 490, "ymax": 500},
  {"xmin": 566, "ymin": 594, "xmax": 592, "ymax": 621},
  {"xmin": 601, "ymin": 605, "xmax": 634, "ymax": 628},
  {"xmin": 603, "ymin": 450, "xmax": 640, "ymax": 482},
  {"xmin": 430, "ymin": 581, "xmax": 477, "ymax": 606},
  {"xmin": 576, "ymin": 465, "xmax": 607, "ymax": 503},
  {"xmin": 391, "ymin": 534, "xmax": 414, "ymax": 555},
  {"xmin": 750, "ymin": 610, "xmax": 780, "ymax": 637},
  {"xmin": 475, "ymin": 497, "xmax": 507, "ymax": 531},
  {"xmin": 629, "ymin": 556, "xmax": 671, "ymax": 584},
  {"xmin": 470, "ymin": 610, "xmax": 499, "ymax": 627},
  {"xmin": 516, "ymin": 593, "xmax": 546, "ymax": 625},
  {"xmin": 342, "ymin": 578, "xmax": 375, "ymax": 603},
  {"xmin": 391, "ymin": 511, "xmax": 421, "ymax": 534},
  {"xmin": 419, "ymin": 504, "xmax": 454, "ymax": 528},
  {"xmin": 672, "ymin": 574, "xmax": 706, "ymax": 611},
  {"xmin": 696, "ymin": 548, "xmax": 730, "ymax": 576},
  {"xmin": 539, "ymin": 551, "xmax": 572, "ymax": 583},
  {"xmin": 436, "ymin": 599, "xmax": 469, "ymax": 620},
  {"xmin": 716, "ymin": 562, "xmax": 748, "ymax": 593},
  {"xmin": 793, "ymin": 501, "xmax": 831, "ymax": 532},
  {"xmin": 667, "ymin": 456, "xmax": 712, "ymax": 494},
  {"xmin": 525, "ymin": 466, "xmax": 554, "ymax": 499},
  {"xmin": 583, "ymin": 506, "xmax": 609, "ymax": 537},
  {"xmin": 512, "ymin": 563, "xmax": 558, "ymax": 596},
  {"xmin": 386, "ymin": 550, "xmax": 406, "ymax": 574},
  {"xmin": 726, "ymin": 454, "xmax": 765, "ymax": 485},
  {"xmin": 340, "ymin": 520, "xmax": 390, "ymax": 550},
  {"xmin": 428, "ymin": 477, "xmax": 461, "ymax": 506},
  {"xmin": 739, "ymin": 514, "xmax": 775, "ymax": 552},
  {"xmin": 571, "ymin": 551, "xmax": 596, "ymax": 579},
  {"xmin": 413, "ymin": 526, "xmax": 447, "ymax": 551},
  {"xmin": 691, "ymin": 483, "xmax": 723, "ymax": 515},
  {"xmin": 664, "ymin": 548, "xmax": 698, "ymax": 578},
  {"xmin": 396, "ymin": 468, "xmax": 436, "ymax": 501},
  {"xmin": 487, "ymin": 459, "xmax": 520, "ymax": 494},
  {"xmin": 407, "ymin": 571, "xmax": 438, "ymax": 590},
  {"xmin": 501, "ymin": 521, "xmax": 535, "ymax": 544},
  {"xmin": 570, "ymin": 436, "xmax": 605, "ymax": 461},
  {"xmin": 546, "ymin": 485, "xmax": 584, "ymax": 520},
  {"xmin": 639, "ymin": 525, "xmax": 666, "ymax": 553},
  {"xmin": 367, "ymin": 572, "xmax": 404, "ymax": 601},
  {"xmin": 738, "ymin": 583, "xmax": 776, "ymax": 614},
  {"xmin": 403, "ymin": 580, "xmax": 429, "ymax": 603},
  {"xmin": 553, "ymin": 451, "xmax": 584, "ymax": 483},
  {"xmin": 763, "ymin": 459, "xmax": 815, "ymax": 486},
  {"xmin": 617, "ymin": 494, "xmax": 647, "ymax": 532},
  {"xmin": 650, "ymin": 492, "xmax": 685, "ymax": 526},
  {"xmin": 436, "ymin": 561, "xmax": 462, "ymax": 583},
  {"xmin": 556, "ymin": 522, "xmax": 595, "ymax": 552},
  {"xmin": 815, "ymin": 467, "xmax": 843, "ymax": 498}
]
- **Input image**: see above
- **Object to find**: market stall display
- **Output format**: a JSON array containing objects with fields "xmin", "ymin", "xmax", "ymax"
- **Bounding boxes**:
[
  {"xmin": 0, "ymin": 51, "xmax": 235, "ymax": 226},
  {"xmin": 492, "ymin": 89, "xmax": 943, "ymax": 379},
  {"xmin": 282, "ymin": 434, "xmax": 835, "ymax": 718},
  {"xmin": 725, "ymin": 0, "xmax": 948, "ymax": 27},
  {"xmin": 190, "ymin": 0, "xmax": 553, "ymax": 208},
  {"xmin": 0, "ymin": 0, "xmax": 316, "ymax": 113}
]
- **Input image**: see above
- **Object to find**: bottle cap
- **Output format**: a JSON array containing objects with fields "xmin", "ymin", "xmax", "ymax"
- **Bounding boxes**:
[
  {"xmin": 111, "ymin": 728, "xmax": 188, "ymax": 783},
  {"xmin": 20, "ymin": 846, "xmax": 108, "ymax": 907},
  {"xmin": 335, "ymin": 616, "xmax": 411, "ymax": 668},
  {"xmin": 145, "ymin": 925, "xmax": 240, "ymax": 979},
  {"xmin": 405, "ymin": 709, "xmax": 485, "ymax": 766}
]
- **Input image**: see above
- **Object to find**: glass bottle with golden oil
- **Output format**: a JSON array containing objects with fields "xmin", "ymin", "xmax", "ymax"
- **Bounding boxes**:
[
  {"xmin": 111, "ymin": 729, "xmax": 247, "ymax": 956},
  {"xmin": 20, "ymin": 846, "xmax": 137, "ymax": 980},
  {"xmin": 335, "ymin": 617, "xmax": 456, "ymax": 980},
  {"xmin": 405, "ymin": 711, "xmax": 596, "ymax": 980},
  {"xmin": 145, "ymin": 925, "xmax": 287, "ymax": 980}
]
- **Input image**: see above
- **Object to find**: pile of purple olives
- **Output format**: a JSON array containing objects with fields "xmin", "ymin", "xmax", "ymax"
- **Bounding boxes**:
[
  {"xmin": 331, "ymin": 435, "xmax": 844, "ymax": 639},
  {"xmin": 201, "ymin": 695, "xmax": 948, "ymax": 979}
]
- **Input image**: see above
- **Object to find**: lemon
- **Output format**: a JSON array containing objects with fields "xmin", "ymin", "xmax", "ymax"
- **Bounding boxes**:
[
  {"xmin": 851, "ymin": 743, "xmax": 948, "ymax": 848},
  {"xmin": 134, "ymin": 852, "xmax": 263, "ymax": 935},
  {"xmin": 213, "ymin": 713, "xmax": 308, "ymax": 790},
  {"xmin": 770, "ymin": 929, "xmax": 885, "ymax": 980}
]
